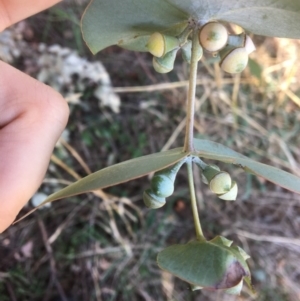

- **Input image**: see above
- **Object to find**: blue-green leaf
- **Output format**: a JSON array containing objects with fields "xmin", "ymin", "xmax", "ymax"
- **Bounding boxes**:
[
  {"xmin": 81, "ymin": 0, "xmax": 188, "ymax": 54},
  {"xmin": 16, "ymin": 148, "xmax": 188, "ymax": 222},
  {"xmin": 193, "ymin": 138, "xmax": 300, "ymax": 194},
  {"xmin": 167, "ymin": 0, "xmax": 300, "ymax": 39},
  {"xmin": 157, "ymin": 239, "xmax": 250, "ymax": 290}
]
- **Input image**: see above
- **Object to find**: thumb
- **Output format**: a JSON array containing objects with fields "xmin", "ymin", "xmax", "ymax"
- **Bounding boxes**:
[{"xmin": 0, "ymin": 61, "xmax": 69, "ymax": 232}]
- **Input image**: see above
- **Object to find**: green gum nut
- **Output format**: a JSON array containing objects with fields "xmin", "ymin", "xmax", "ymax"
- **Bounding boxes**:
[
  {"xmin": 219, "ymin": 47, "xmax": 249, "ymax": 74},
  {"xmin": 151, "ymin": 174, "xmax": 174, "ymax": 198},
  {"xmin": 151, "ymin": 160, "xmax": 185, "ymax": 197},
  {"xmin": 209, "ymin": 171, "xmax": 232, "ymax": 194},
  {"xmin": 181, "ymin": 40, "xmax": 203, "ymax": 64},
  {"xmin": 218, "ymin": 181, "xmax": 238, "ymax": 201},
  {"xmin": 143, "ymin": 189, "xmax": 166, "ymax": 209},
  {"xmin": 152, "ymin": 48, "xmax": 178, "ymax": 73},
  {"xmin": 147, "ymin": 32, "xmax": 180, "ymax": 58},
  {"xmin": 199, "ymin": 22, "xmax": 228, "ymax": 52}
]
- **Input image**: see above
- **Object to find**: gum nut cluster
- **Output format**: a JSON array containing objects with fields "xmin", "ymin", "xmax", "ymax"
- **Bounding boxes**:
[
  {"xmin": 147, "ymin": 30, "xmax": 204, "ymax": 73},
  {"xmin": 147, "ymin": 32, "xmax": 180, "ymax": 73},
  {"xmin": 202, "ymin": 165, "xmax": 238, "ymax": 201},
  {"xmin": 199, "ymin": 22, "xmax": 256, "ymax": 74}
]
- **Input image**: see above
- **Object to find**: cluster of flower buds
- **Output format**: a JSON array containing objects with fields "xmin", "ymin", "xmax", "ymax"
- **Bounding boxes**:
[
  {"xmin": 143, "ymin": 160, "xmax": 185, "ymax": 208},
  {"xmin": 143, "ymin": 158, "xmax": 238, "ymax": 209},
  {"xmin": 146, "ymin": 30, "xmax": 203, "ymax": 73},
  {"xmin": 201, "ymin": 164, "xmax": 238, "ymax": 201},
  {"xmin": 198, "ymin": 21, "xmax": 256, "ymax": 74},
  {"xmin": 146, "ymin": 21, "xmax": 256, "ymax": 74}
]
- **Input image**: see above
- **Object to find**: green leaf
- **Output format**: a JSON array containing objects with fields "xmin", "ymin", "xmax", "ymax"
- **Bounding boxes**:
[
  {"xmin": 157, "ymin": 240, "xmax": 249, "ymax": 289},
  {"xmin": 167, "ymin": 0, "xmax": 300, "ymax": 39},
  {"xmin": 193, "ymin": 138, "xmax": 247, "ymax": 161},
  {"xmin": 193, "ymin": 138, "xmax": 300, "ymax": 194},
  {"xmin": 15, "ymin": 148, "xmax": 188, "ymax": 222},
  {"xmin": 81, "ymin": 0, "xmax": 188, "ymax": 54}
]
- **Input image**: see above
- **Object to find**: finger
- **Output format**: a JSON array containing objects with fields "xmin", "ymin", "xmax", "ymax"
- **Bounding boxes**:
[
  {"xmin": 0, "ymin": 61, "xmax": 69, "ymax": 232},
  {"xmin": 0, "ymin": 0, "xmax": 62, "ymax": 31}
]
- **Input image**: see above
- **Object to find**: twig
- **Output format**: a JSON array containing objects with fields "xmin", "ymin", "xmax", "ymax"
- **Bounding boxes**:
[
  {"xmin": 111, "ymin": 78, "xmax": 247, "ymax": 93},
  {"xmin": 60, "ymin": 138, "xmax": 92, "ymax": 174},
  {"xmin": 161, "ymin": 117, "xmax": 186, "ymax": 152},
  {"xmin": 48, "ymin": 200, "xmax": 88, "ymax": 244},
  {"xmin": 37, "ymin": 218, "xmax": 68, "ymax": 301},
  {"xmin": 235, "ymin": 230, "xmax": 300, "ymax": 247}
]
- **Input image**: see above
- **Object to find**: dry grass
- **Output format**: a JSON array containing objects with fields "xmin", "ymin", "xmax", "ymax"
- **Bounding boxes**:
[{"xmin": 0, "ymin": 3, "xmax": 300, "ymax": 301}]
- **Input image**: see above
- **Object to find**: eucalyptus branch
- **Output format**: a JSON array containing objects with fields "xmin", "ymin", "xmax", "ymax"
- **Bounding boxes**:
[{"xmin": 183, "ymin": 29, "xmax": 199, "ymax": 152}]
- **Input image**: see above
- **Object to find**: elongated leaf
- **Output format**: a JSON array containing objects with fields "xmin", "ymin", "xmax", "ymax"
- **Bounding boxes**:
[
  {"xmin": 29, "ymin": 148, "xmax": 187, "ymax": 209},
  {"xmin": 81, "ymin": 0, "xmax": 188, "ymax": 54},
  {"xmin": 167, "ymin": 0, "xmax": 300, "ymax": 39},
  {"xmin": 193, "ymin": 138, "xmax": 300, "ymax": 194}
]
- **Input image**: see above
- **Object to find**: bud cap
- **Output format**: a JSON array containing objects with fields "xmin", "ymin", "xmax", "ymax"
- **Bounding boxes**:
[
  {"xmin": 220, "ymin": 47, "xmax": 249, "ymax": 74},
  {"xmin": 143, "ymin": 189, "xmax": 166, "ymax": 209},
  {"xmin": 209, "ymin": 171, "xmax": 232, "ymax": 194},
  {"xmin": 199, "ymin": 22, "xmax": 228, "ymax": 52},
  {"xmin": 218, "ymin": 181, "xmax": 238, "ymax": 201}
]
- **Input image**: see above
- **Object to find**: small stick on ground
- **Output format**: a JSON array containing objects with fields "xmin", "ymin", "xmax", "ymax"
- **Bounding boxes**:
[{"xmin": 37, "ymin": 218, "xmax": 68, "ymax": 301}]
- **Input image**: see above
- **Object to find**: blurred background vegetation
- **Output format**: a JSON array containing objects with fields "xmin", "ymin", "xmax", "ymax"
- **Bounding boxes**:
[{"xmin": 0, "ymin": 1, "xmax": 300, "ymax": 300}]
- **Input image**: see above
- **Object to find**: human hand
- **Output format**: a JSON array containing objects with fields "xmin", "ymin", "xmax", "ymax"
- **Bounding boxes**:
[{"xmin": 0, "ymin": 0, "xmax": 69, "ymax": 232}]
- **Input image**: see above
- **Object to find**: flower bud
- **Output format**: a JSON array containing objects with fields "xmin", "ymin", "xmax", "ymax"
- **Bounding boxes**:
[
  {"xmin": 147, "ymin": 32, "xmax": 180, "ymax": 57},
  {"xmin": 152, "ymin": 48, "xmax": 178, "ymax": 73},
  {"xmin": 151, "ymin": 174, "xmax": 174, "ymax": 198},
  {"xmin": 143, "ymin": 189, "xmax": 166, "ymax": 209},
  {"xmin": 151, "ymin": 159, "xmax": 185, "ymax": 197},
  {"xmin": 218, "ymin": 181, "xmax": 238, "ymax": 201},
  {"xmin": 219, "ymin": 47, "xmax": 248, "ymax": 74},
  {"xmin": 199, "ymin": 22, "xmax": 228, "ymax": 52},
  {"xmin": 209, "ymin": 171, "xmax": 232, "ymax": 194}
]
